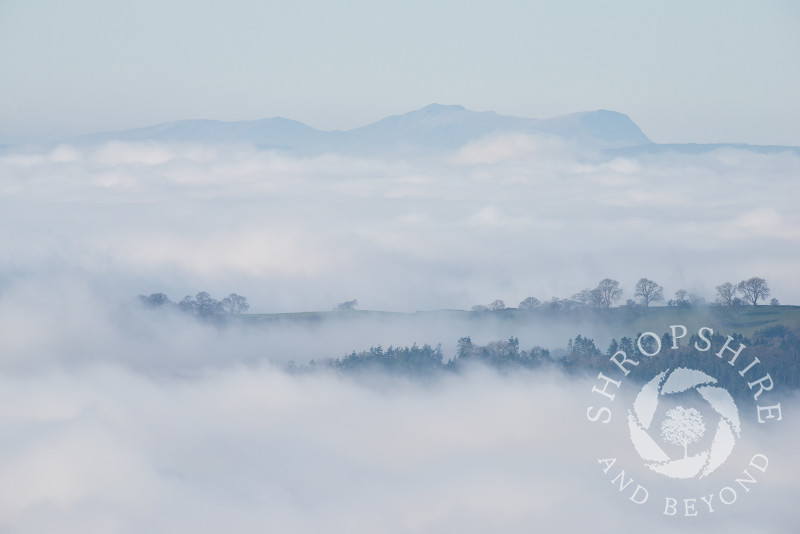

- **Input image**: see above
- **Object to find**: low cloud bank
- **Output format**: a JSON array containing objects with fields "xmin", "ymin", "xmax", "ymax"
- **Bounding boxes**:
[
  {"xmin": 0, "ymin": 286, "xmax": 796, "ymax": 532},
  {"xmin": 1, "ymin": 137, "xmax": 797, "ymax": 531},
  {"xmin": 1, "ymin": 138, "xmax": 798, "ymax": 312},
  {"xmin": 0, "ymin": 357, "xmax": 796, "ymax": 532}
]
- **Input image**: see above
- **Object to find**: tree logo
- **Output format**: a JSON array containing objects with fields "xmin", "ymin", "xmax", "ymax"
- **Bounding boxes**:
[{"xmin": 627, "ymin": 367, "xmax": 741, "ymax": 479}]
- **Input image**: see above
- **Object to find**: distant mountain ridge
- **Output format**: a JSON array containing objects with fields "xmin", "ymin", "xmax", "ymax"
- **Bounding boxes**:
[
  {"xmin": 71, "ymin": 116, "xmax": 331, "ymax": 151},
  {"xmin": 67, "ymin": 104, "xmax": 651, "ymax": 154},
  {"xmin": 342, "ymin": 105, "xmax": 652, "ymax": 151},
  {"xmin": 64, "ymin": 104, "xmax": 800, "ymax": 156}
]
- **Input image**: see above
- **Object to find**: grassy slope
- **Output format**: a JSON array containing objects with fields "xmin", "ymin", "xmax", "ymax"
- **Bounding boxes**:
[
  {"xmin": 237, "ymin": 305, "xmax": 800, "ymax": 339},
  {"xmin": 577, "ymin": 305, "xmax": 800, "ymax": 338}
]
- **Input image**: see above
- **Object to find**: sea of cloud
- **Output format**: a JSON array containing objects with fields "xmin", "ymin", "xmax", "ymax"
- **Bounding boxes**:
[
  {"xmin": 1, "ymin": 136, "xmax": 798, "ymax": 312},
  {"xmin": 0, "ymin": 319, "xmax": 796, "ymax": 532},
  {"xmin": 0, "ymin": 137, "xmax": 798, "ymax": 531}
]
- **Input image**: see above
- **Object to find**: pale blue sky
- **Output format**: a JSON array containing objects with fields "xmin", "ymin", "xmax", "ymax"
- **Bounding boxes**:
[{"xmin": 1, "ymin": 0, "xmax": 798, "ymax": 144}]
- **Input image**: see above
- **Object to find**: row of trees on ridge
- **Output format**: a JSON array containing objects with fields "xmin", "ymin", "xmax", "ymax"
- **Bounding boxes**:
[
  {"xmin": 138, "ymin": 291, "xmax": 250, "ymax": 316},
  {"xmin": 472, "ymin": 276, "xmax": 774, "ymax": 312}
]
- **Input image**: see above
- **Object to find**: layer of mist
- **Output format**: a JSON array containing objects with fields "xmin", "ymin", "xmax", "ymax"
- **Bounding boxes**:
[
  {"xmin": 1, "ymin": 137, "xmax": 798, "ymax": 313},
  {"xmin": 0, "ymin": 299, "xmax": 796, "ymax": 532},
  {"xmin": 1, "ymin": 136, "xmax": 798, "ymax": 531}
]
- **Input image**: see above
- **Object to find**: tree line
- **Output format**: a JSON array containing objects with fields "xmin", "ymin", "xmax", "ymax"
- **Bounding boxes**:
[
  {"xmin": 289, "ymin": 323, "xmax": 800, "ymax": 395},
  {"xmin": 472, "ymin": 276, "xmax": 775, "ymax": 312},
  {"xmin": 138, "ymin": 291, "xmax": 250, "ymax": 317},
  {"xmin": 136, "ymin": 277, "xmax": 776, "ymax": 317},
  {"xmin": 292, "ymin": 337, "xmax": 553, "ymax": 377}
]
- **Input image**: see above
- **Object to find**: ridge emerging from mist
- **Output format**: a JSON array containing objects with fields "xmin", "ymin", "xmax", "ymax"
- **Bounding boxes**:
[{"xmin": 66, "ymin": 104, "xmax": 651, "ymax": 153}]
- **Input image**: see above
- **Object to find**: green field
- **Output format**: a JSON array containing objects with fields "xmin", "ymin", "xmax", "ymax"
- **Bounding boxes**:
[{"xmin": 235, "ymin": 305, "xmax": 800, "ymax": 339}]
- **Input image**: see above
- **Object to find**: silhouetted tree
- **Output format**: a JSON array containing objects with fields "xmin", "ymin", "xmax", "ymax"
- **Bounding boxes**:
[
  {"xmin": 221, "ymin": 293, "xmax": 249, "ymax": 314},
  {"xmin": 573, "ymin": 288, "xmax": 603, "ymax": 308},
  {"xmin": 194, "ymin": 291, "xmax": 223, "ymax": 316},
  {"xmin": 456, "ymin": 337, "xmax": 474, "ymax": 359},
  {"xmin": 634, "ymin": 278, "xmax": 664, "ymax": 307},
  {"xmin": 595, "ymin": 279, "xmax": 623, "ymax": 308},
  {"xmin": 662, "ymin": 331, "xmax": 673, "ymax": 349},
  {"xmin": 174, "ymin": 291, "xmax": 248, "ymax": 316},
  {"xmin": 618, "ymin": 337, "xmax": 634, "ymax": 356},
  {"xmin": 738, "ymin": 277, "xmax": 770, "ymax": 306},
  {"xmin": 569, "ymin": 334, "xmax": 600, "ymax": 357},
  {"xmin": 488, "ymin": 299, "xmax": 506, "ymax": 311},
  {"xmin": 572, "ymin": 289, "xmax": 592, "ymax": 308},
  {"xmin": 715, "ymin": 282, "xmax": 736, "ymax": 306},
  {"xmin": 519, "ymin": 297, "xmax": 541, "ymax": 310},
  {"xmin": 179, "ymin": 295, "xmax": 198, "ymax": 313}
]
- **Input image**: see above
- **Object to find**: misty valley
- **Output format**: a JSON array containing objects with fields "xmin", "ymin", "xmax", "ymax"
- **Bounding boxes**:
[
  {"xmin": 2, "ymin": 95, "xmax": 799, "ymax": 534},
  {"xmin": 134, "ymin": 290, "xmax": 800, "ymax": 397}
]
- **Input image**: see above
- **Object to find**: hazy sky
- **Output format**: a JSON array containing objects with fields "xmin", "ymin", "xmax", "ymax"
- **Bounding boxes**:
[{"xmin": 1, "ymin": 0, "xmax": 798, "ymax": 145}]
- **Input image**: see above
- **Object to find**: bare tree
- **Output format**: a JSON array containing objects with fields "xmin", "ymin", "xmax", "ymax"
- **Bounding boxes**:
[
  {"xmin": 518, "ymin": 297, "xmax": 540, "ymax": 310},
  {"xmin": 221, "ymin": 293, "xmax": 250, "ymax": 314},
  {"xmin": 737, "ymin": 277, "xmax": 770, "ymax": 306},
  {"xmin": 715, "ymin": 282, "xmax": 736, "ymax": 306},
  {"xmin": 572, "ymin": 289, "xmax": 603, "ymax": 308},
  {"xmin": 488, "ymin": 299, "xmax": 506, "ymax": 311},
  {"xmin": 661, "ymin": 406, "xmax": 706, "ymax": 459},
  {"xmin": 195, "ymin": 291, "xmax": 223, "ymax": 316},
  {"xmin": 572, "ymin": 289, "xmax": 593, "ymax": 307},
  {"xmin": 588, "ymin": 289, "xmax": 604, "ymax": 308},
  {"xmin": 634, "ymin": 278, "xmax": 664, "ymax": 307},
  {"xmin": 595, "ymin": 279, "xmax": 623, "ymax": 309}
]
